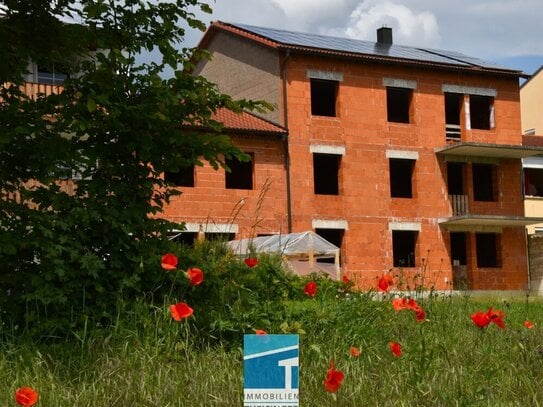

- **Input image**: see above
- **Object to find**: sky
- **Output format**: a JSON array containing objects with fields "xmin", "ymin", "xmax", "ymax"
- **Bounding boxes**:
[{"xmin": 180, "ymin": 0, "xmax": 543, "ymax": 77}]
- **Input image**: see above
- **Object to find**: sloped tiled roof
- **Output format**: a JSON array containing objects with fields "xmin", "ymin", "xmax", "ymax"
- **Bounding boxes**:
[
  {"xmin": 212, "ymin": 108, "xmax": 286, "ymax": 135},
  {"xmin": 205, "ymin": 21, "xmax": 524, "ymax": 77}
]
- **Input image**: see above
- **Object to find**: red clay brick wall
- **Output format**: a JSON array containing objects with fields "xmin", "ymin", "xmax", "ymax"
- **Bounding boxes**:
[
  {"xmin": 284, "ymin": 55, "xmax": 526, "ymax": 290},
  {"xmin": 161, "ymin": 134, "xmax": 288, "ymax": 239}
]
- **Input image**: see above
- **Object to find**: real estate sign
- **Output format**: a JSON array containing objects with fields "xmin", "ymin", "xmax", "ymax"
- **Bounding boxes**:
[{"xmin": 243, "ymin": 334, "xmax": 299, "ymax": 407}]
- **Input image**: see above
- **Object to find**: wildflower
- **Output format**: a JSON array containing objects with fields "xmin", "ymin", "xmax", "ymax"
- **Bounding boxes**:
[
  {"xmin": 342, "ymin": 275, "xmax": 350, "ymax": 284},
  {"xmin": 15, "ymin": 387, "xmax": 39, "ymax": 407},
  {"xmin": 377, "ymin": 274, "xmax": 393, "ymax": 292},
  {"xmin": 392, "ymin": 298, "xmax": 425, "ymax": 322},
  {"xmin": 524, "ymin": 320, "xmax": 535, "ymax": 329},
  {"xmin": 304, "ymin": 281, "xmax": 318, "ymax": 297},
  {"xmin": 350, "ymin": 346, "xmax": 361, "ymax": 357},
  {"xmin": 323, "ymin": 360, "xmax": 344, "ymax": 393},
  {"xmin": 389, "ymin": 341, "xmax": 402, "ymax": 357},
  {"xmin": 170, "ymin": 302, "xmax": 194, "ymax": 321},
  {"xmin": 187, "ymin": 267, "xmax": 204, "ymax": 286},
  {"xmin": 161, "ymin": 253, "xmax": 178, "ymax": 270},
  {"xmin": 471, "ymin": 311, "xmax": 491, "ymax": 328},
  {"xmin": 487, "ymin": 307, "xmax": 506, "ymax": 329},
  {"xmin": 244, "ymin": 257, "xmax": 258, "ymax": 268},
  {"xmin": 255, "ymin": 329, "xmax": 267, "ymax": 335}
]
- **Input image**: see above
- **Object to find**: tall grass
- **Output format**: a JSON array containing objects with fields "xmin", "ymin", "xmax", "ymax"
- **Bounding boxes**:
[{"xmin": 1, "ymin": 291, "xmax": 543, "ymax": 406}]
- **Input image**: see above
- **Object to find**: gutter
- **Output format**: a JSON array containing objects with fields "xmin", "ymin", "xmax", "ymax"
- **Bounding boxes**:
[{"xmin": 281, "ymin": 49, "xmax": 292, "ymax": 233}]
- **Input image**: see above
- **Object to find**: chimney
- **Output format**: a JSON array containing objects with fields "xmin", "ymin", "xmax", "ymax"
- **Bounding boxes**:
[{"xmin": 377, "ymin": 26, "xmax": 393, "ymax": 45}]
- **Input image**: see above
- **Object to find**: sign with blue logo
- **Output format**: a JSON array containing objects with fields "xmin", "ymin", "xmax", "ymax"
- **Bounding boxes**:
[{"xmin": 244, "ymin": 334, "xmax": 299, "ymax": 407}]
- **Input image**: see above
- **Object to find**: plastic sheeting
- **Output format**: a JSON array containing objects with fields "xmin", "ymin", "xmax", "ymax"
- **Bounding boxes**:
[{"xmin": 227, "ymin": 231, "xmax": 339, "ymax": 258}]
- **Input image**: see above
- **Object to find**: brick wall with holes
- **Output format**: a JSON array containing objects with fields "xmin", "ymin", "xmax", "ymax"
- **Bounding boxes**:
[{"xmin": 161, "ymin": 134, "xmax": 288, "ymax": 239}]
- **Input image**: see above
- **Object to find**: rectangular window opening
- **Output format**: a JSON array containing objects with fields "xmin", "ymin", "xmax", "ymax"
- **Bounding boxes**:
[
  {"xmin": 207, "ymin": 232, "xmax": 236, "ymax": 242},
  {"xmin": 472, "ymin": 163, "xmax": 496, "ymax": 201},
  {"xmin": 310, "ymin": 79, "xmax": 338, "ymax": 117},
  {"xmin": 444, "ymin": 92, "xmax": 462, "ymax": 140},
  {"xmin": 387, "ymin": 87, "xmax": 412, "ymax": 123},
  {"xmin": 392, "ymin": 230, "xmax": 417, "ymax": 267},
  {"xmin": 313, "ymin": 153, "xmax": 340, "ymax": 195},
  {"xmin": 37, "ymin": 64, "xmax": 69, "ymax": 85},
  {"xmin": 447, "ymin": 162, "xmax": 465, "ymax": 195},
  {"xmin": 450, "ymin": 232, "xmax": 467, "ymax": 266},
  {"xmin": 389, "ymin": 158, "xmax": 414, "ymax": 198},
  {"xmin": 524, "ymin": 168, "xmax": 543, "ymax": 197},
  {"xmin": 470, "ymin": 95, "xmax": 494, "ymax": 130},
  {"xmin": 165, "ymin": 165, "xmax": 195, "ymax": 187},
  {"xmin": 169, "ymin": 232, "xmax": 197, "ymax": 247},
  {"xmin": 475, "ymin": 233, "xmax": 500, "ymax": 268},
  {"xmin": 315, "ymin": 228, "xmax": 343, "ymax": 264},
  {"xmin": 225, "ymin": 154, "xmax": 253, "ymax": 190}
]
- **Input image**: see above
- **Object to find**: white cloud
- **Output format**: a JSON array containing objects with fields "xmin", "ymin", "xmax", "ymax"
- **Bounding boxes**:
[{"xmin": 326, "ymin": 1, "xmax": 441, "ymax": 48}]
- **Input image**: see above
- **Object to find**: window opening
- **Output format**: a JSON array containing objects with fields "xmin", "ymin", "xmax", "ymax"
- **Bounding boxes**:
[
  {"xmin": 225, "ymin": 154, "xmax": 253, "ymax": 190},
  {"xmin": 475, "ymin": 233, "xmax": 500, "ymax": 268},
  {"xmin": 313, "ymin": 153, "xmax": 340, "ymax": 195},
  {"xmin": 450, "ymin": 232, "xmax": 467, "ymax": 266},
  {"xmin": 472, "ymin": 163, "xmax": 496, "ymax": 201},
  {"xmin": 470, "ymin": 95, "xmax": 494, "ymax": 130},
  {"xmin": 444, "ymin": 92, "xmax": 462, "ymax": 140},
  {"xmin": 37, "ymin": 65, "xmax": 69, "ymax": 85},
  {"xmin": 387, "ymin": 87, "xmax": 412, "ymax": 123},
  {"xmin": 447, "ymin": 162, "xmax": 465, "ymax": 195},
  {"xmin": 389, "ymin": 158, "xmax": 414, "ymax": 198},
  {"xmin": 315, "ymin": 228, "xmax": 343, "ymax": 264},
  {"xmin": 392, "ymin": 230, "xmax": 417, "ymax": 267},
  {"xmin": 310, "ymin": 79, "xmax": 338, "ymax": 117},
  {"xmin": 169, "ymin": 232, "xmax": 197, "ymax": 247},
  {"xmin": 524, "ymin": 168, "xmax": 543, "ymax": 197},
  {"xmin": 165, "ymin": 165, "xmax": 195, "ymax": 187}
]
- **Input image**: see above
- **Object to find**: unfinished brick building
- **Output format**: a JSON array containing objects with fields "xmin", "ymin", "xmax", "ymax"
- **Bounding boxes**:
[{"xmin": 164, "ymin": 21, "xmax": 543, "ymax": 291}]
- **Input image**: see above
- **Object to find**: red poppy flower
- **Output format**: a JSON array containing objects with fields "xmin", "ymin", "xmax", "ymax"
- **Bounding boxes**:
[
  {"xmin": 389, "ymin": 341, "xmax": 402, "ymax": 357},
  {"xmin": 377, "ymin": 274, "xmax": 394, "ymax": 292},
  {"xmin": 487, "ymin": 307, "xmax": 506, "ymax": 329},
  {"xmin": 255, "ymin": 329, "xmax": 267, "ymax": 335},
  {"xmin": 350, "ymin": 346, "xmax": 361, "ymax": 357},
  {"xmin": 170, "ymin": 302, "xmax": 193, "ymax": 321},
  {"xmin": 471, "ymin": 311, "xmax": 491, "ymax": 328},
  {"xmin": 161, "ymin": 253, "xmax": 178, "ymax": 270},
  {"xmin": 14, "ymin": 387, "xmax": 39, "ymax": 407},
  {"xmin": 187, "ymin": 267, "xmax": 204, "ymax": 286},
  {"xmin": 342, "ymin": 275, "xmax": 351, "ymax": 284},
  {"xmin": 392, "ymin": 297, "xmax": 410, "ymax": 311},
  {"xmin": 524, "ymin": 320, "xmax": 535, "ymax": 329},
  {"xmin": 414, "ymin": 306, "xmax": 426, "ymax": 322},
  {"xmin": 244, "ymin": 257, "xmax": 258, "ymax": 268},
  {"xmin": 304, "ymin": 281, "xmax": 318, "ymax": 297},
  {"xmin": 323, "ymin": 360, "xmax": 344, "ymax": 393}
]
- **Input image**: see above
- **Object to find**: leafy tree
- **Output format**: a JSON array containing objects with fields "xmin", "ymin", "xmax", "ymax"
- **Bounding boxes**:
[{"xmin": 0, "ymin": 0, "xmax": 270, "ymax": 334}]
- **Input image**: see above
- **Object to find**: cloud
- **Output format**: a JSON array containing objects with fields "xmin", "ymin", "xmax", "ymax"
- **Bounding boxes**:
[{"xmin": 325, "ymin": 1, "xmax": 441, "ymax": 48}]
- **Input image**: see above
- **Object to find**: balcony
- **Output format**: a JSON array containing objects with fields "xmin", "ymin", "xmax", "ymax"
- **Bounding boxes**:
[
  {"xmin": 449, "ymin": 194, "xmax": 468, "ymax": 216},
  {"xmin": 3, "ymin": 82, "xmax": 63, "ymax": 101},
  {"xmin": 445, "ymin": 124, "xmax": 461, "ymax": 143}
]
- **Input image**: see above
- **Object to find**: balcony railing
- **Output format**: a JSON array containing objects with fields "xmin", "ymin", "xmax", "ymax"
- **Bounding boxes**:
[
  {"xmin": 445, "ymin": 124, "xmax": 461, "ymax": 142},
  {"xmin": 450, "ymin": 194, "xmax": 469, "ymax": 216},
  {"xmin": 2, "ymin": 82, "xmax": 64, "ymax": 101}
]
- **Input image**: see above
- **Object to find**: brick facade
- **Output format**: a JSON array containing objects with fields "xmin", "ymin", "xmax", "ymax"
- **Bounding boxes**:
[{"xmin": 174, "ymin": 22, "xmax": 538, "ymax": 291}]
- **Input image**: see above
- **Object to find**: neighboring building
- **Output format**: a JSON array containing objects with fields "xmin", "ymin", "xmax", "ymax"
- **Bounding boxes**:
[
  {"xmin": 520, "ymin": 68, "xmax": 543, "ymax": 235},
  {"xmin": 521, "ymin": 66, "xmax": 543, "ymax": 137},
  {"xmin": 174, "ymin": 21, "xmax": 543, "ymax": 291}
]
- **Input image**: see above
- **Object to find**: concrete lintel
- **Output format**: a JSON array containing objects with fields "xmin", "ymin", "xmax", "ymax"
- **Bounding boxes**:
[
  {"xmin": 307, "ymin": 69, "xmax": 343, "ymax": 82},
  {"xmin": 443, "ymin": 224, "xmax": 502, "ymax": 233},
  {"xmin": 179, "ymin": 222, "xmax": 239, "ymax": 234},
  {"xmin": 310, "ymin": 144, "xmax": 346, "ymax": 155},
  {"xmin": 312, "ymin": 219, "xmax": 349, "ymax": 230},
  {"xmin": 386, "ymin": 149, "xmax": 419, "ymax": 160},
  {"xmin": 389, "ymin": 222, "xmax": 421, "ymax": 231},
  {"xmin": 383, "ymin": 77, "xmax": 417, "ymax": 89},
  {"xmin": 442, "ymin": 84, "xmax": 497, "ymax": 97}
]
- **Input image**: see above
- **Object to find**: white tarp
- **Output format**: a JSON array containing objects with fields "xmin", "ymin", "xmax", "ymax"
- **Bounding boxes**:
[{"xmin": 227, "ymin": 231, "xmax": 341, "ymax": 280}]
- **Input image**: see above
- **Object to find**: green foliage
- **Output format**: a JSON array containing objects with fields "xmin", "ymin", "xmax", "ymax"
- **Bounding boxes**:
[{"xmin": 0, "ymin": 1, "xmax": 272, "ymax": 334}]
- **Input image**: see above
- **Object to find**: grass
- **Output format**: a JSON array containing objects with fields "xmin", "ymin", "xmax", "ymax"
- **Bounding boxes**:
[{"xmin": 2, "ymin": 292, "xmax": 543, "ymax": 406}]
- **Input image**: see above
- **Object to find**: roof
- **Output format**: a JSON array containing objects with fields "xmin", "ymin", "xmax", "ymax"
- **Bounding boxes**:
[
  {"xmin": 212, "ymin": 107, "xmax": 286, "ymax": 134},
  {"xmin": 204, "ymin": 21, "xmax": 524, "ymax": 78}
]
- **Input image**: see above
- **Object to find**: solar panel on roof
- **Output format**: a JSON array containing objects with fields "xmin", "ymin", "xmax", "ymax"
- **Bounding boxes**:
[{"xmin": 228, "ymin": 22, "xmax": 517, "ymax": 72}]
